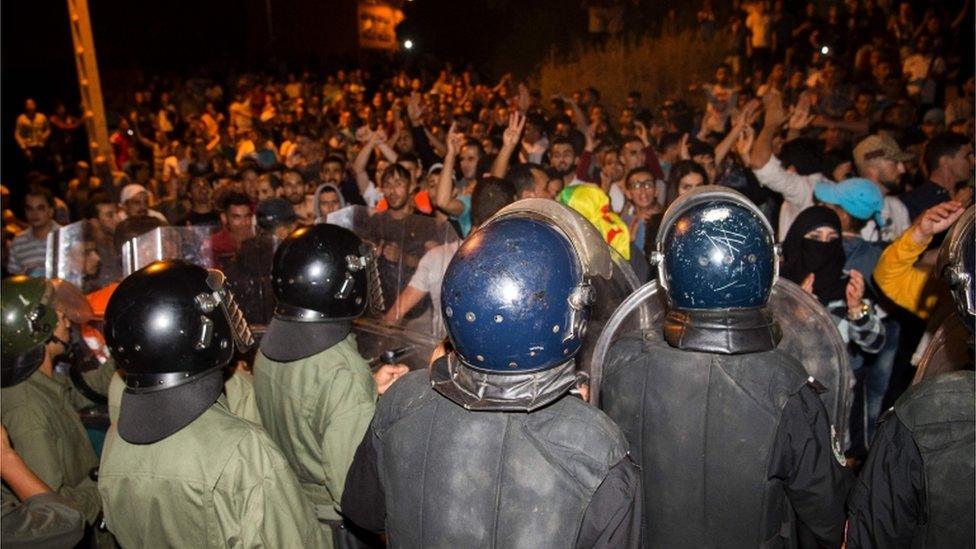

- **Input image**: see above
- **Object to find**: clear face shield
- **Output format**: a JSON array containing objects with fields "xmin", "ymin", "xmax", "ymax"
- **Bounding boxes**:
[
  {"xmin": 342, "ymin": 241, "xmax": 385, "ymax": 314},
  {"xmin": 197, "ymin": 269, "xmax": 255, "ymax": 354}
]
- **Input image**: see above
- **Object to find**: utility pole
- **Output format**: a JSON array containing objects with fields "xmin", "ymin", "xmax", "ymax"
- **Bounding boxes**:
[{"xmin": 66, "ymin": 0, "xmax": 114, "ymax": 166}]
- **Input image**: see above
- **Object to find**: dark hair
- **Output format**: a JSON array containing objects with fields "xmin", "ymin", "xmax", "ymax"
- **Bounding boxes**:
[
  {"xmin": 659, "ymin": 132, "xmax": 683, "ymax": 150},
  {"xmin": 461, "ymin": 139, "xmax": 485, "ymax": 159},
  {"xmin": 923, "ymin": 132, "xmax": 970, "ymax": 174},
  {"xmin": 24, "ymin": 185, "xmax": 55, "ymax": 210},
  {"xmin": 396, "ymin": 151, "xmax": 422, "ymax": 170},
  {"xmin": 381, "ymin": 163, "xmax": 412, "ymax": 186},
  {"xmin": 525, "ymin": 113, "xmax": 546, "ymax": 133},
  {"xmin": 619, "ymin": 136, "xmax": 644, "ymax": 154},
  {"xmin": 550, "ymin": 136, "xmax": 576, "ymax": 154},
  {"xmin": 219, "ymin": 191, "xmax": 252, "ymax": 213},
  {"xmin": 665, "ymin": 160, "xmax": 709, "ymax": 204},
  {"xmin": 625, "ymin": 167, "xmax": 655, "ymax": 186},
  {"xmin": 323, "ymin": 155, "xmax": 346, "ymax": 168},
  {"xmin": 779, "ymin": 137, "xmax": 824, "ymax": 176},
  {"xmin": 470, "ymin": 177, "xmax": 517, "ymax": 227},
  {"xmin": 507, "ymin": 163, "xmax": 545, "ymax": 195},
  {"xmin": 85, "ymin": 191, "xmax": 115, "ymax": 219},
  {"xmin": 282, "ymin": 168, "xmax": 304, "ymax": 182}
]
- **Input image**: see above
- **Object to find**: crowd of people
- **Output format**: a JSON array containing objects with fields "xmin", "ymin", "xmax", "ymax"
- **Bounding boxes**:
[{"xmin": 1, "ymin": 0, "xmax": 974, "ymax": 546}]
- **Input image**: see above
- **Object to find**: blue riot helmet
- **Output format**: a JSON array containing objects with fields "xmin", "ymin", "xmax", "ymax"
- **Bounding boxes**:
[
  {"xmin": 437, "ymin": 199, "xmax": 613, "ymax": 410},
  {"xmin": 651, "ymin": 186, "xmax": 778, "ymax": 310},
  {"xmin": 937, "ymin": 205, "xmax": 974, "ymax": 333}
]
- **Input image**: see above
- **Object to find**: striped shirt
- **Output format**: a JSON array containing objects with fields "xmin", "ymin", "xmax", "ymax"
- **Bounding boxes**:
[{"xmin": 7, "ymin": 223, "xmax": 60, "ymax": 276}]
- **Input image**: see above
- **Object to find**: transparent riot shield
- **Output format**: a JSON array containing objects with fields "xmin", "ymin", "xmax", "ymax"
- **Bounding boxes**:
[
  {"xmin": 327, "ymin": 205, "xmax": 459, "ymax": 369},
  {"xmin": 591, "ymin": 278, "xmax": 853, "ymax": 438},
  {"xmin": 769, "ymin": 279, "xmax": 853, "ymax": 437},
  {"xmin": 913, "ymin": 315, "xmax": 972, "ymax": 384},
  {"xmin": 46, "ymin": 221, "xmax": 98, "ymax": 292},
  {"xmin": 121, "ymin": 225, "xmax": 220, "ymax": 276}
]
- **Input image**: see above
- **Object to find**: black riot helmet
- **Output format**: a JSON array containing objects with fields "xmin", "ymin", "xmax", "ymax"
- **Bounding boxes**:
[
  {"xmin": 105, "ymin": 260, "xmax": 253, "ymax": 444},
  {"xmin": 271, "ymin": 224, "xmax": 382, "ymax": 322}
]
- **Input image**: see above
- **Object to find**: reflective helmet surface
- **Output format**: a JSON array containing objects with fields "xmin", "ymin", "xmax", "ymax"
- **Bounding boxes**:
[
  {"xmin": 938, "ymin": 205, "xmax": 975, "ymax": 333},
  {"xmin": 441, "ymin": 216, "xmax": 592, "ymax": 373},
  {"xmin": 271, "ymin": 224, "xmax": 372, "ymax": 322},
  {"xmin": 105, "ymin": 260, "xmax": 246, "ymax": 386},
  {"xmin": 655, "ymin": 186, "xmax": 776, "ymax": 310},
  {"xmin": 1, "ymin": 276, "xmax": 58, "ymax": 387}
]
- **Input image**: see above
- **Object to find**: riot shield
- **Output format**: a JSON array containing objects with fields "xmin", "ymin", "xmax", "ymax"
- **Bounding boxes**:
[
  {"xmin": 769, "ymin": 279, "xmax": 853, "ymax": 437},
  {"xmin": 327, "ymin": 205, "xmax": 459, "ymax": 369},
  {"xmin": 46, "ymin": 221, "xmax": 99, "ymax": 293},
  {"xmin": 913, "ymin": 315, "xmax": 972, "ymax": 383},
  {"xmin": 591, "ymin": 278, "xmax": 853, "ymax": 438},
  {"xmin": 121, "ymin": 225, "xmax": 219, "ymax": 276}
]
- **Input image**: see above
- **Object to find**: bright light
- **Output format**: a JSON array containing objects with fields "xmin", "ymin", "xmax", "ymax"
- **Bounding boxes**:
[
  {"xmin": 403, "ymin": 39, "xmax": 414, "ymax": 50},
  {"xmin": 820, "ymin": 46, "xmax": 830, "ymax": 55}
]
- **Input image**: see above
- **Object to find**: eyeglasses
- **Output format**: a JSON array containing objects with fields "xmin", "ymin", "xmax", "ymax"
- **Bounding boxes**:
[{"xmin": 628, "ymin": 179, "xmax": 655, "ymax": 190}]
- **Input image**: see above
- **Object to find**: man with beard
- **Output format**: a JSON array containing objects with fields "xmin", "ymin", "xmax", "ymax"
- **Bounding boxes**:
[
  {"xmin": 852, "ymin": 134, "xmax": 914, "ymax": 242},
  {"xmin": 549, "ymin": 137, "xmax": 582, "ymax": 189},
  {"xmin": 900, "ymin": 132, "xmax": 974, "ymax": 223},
  {"xmin": 280, "ymin": 169, "xmax": 311, "ymax": 225}
]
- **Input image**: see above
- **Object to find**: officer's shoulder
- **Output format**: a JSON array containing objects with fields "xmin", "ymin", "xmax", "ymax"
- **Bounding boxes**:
[
  {"xmin": 526, "ymin": 396, "xmax": 629, "ymax": 461},
  {"xmin": 764, "ymin": 348, "xmax": 812, "ymax": 389},
  {"xmin": 1, "ymin": 383, "xmax": 51, "ymax": 424},
  {"xmin": 372, "ymin": 369, "xmax": 435, "ymax": 431},
  {"xmin": 210, "ymin": 406, "xmax": 291, "ymax": 482},
  {"xmin": 894, "ymin": 371, "xmax": 975, "ymax": 429},
  {"xmin": 604, "ymin": 331, "xmax": 671, "ymax": 375}
]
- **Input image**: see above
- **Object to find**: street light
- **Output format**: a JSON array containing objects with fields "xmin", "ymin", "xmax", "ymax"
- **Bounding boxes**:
[{"xmin": 404, "ymin": 39, "xmax": 414, "ymax": 50}]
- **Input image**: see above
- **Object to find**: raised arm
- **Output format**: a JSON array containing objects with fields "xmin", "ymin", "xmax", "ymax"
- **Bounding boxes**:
[
  {"xmin": 490, "ymin": 111, "xmax": 526, "ymax": 179},
  {"xmin": 434, "ymin": 123, "xmax": 466, "ymax": 217},
  {"xmin": 353, "ymin": 129, "xmax": 381, "ymax": 195},
  {"xmin": 750, "ymin": 91, "xmax": 789, "ymax": 170}
]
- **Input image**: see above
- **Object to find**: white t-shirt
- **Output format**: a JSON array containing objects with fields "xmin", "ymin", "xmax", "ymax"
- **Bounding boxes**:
[{"xmin": 406, "ymin": 240, "xmax": 461, "ymax": 338}]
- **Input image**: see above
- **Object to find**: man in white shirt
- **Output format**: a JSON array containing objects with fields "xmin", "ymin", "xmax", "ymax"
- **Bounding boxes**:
[{"xmin": 381, "ymin": 178, "xmax": 517, "ymax": 337}]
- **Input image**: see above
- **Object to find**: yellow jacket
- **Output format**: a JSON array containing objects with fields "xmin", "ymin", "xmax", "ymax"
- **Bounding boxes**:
[{"xmin": 873, "ymin": 228, "xmax": 947, "ymax": 320}]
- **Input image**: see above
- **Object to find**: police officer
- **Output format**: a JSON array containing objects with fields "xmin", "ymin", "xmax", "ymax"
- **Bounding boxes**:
[
  {"xmin": 253, "ymin": 223, "xmax": 406, "ymax": 547},
  {"xmin": 1, "ymin": 421, "xmax": 84, "ymax": 549},
  {"xmin": 847, "ymin": 207, "xmax": 975, "ymax": 548},
  {"xmin": 1, "ymin": 276, "xmax": 114, "ymax": 536},
  {"xmin": 341, "ymin": 205, "xmax": 643, "ymax": 548},
  {"xmin": 599, "ymin": 187, "xmax": 851, "ymax": 547},
  {"xmin": 97, "ymin": 260, "xmax": 326, "ymax": 547}
]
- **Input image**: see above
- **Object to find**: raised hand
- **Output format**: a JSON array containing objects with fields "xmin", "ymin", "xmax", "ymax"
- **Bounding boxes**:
[
  {"xmin": 446, "ymin": 122, "xmax": 465, "ymax": 157},
  {"xmin": 633, "ymin": 121, "xmax": 650, "ymax": 146},
  {"xmin": 736, "ymin": 125, "xmax": 756, "ymax": 160},
  {"xmin": 679, "ymin": 133, "xmax": 691, "ymax": 160},
  {"xmin": 845, "ymin": 270, "xmax": 866, "ymax": 317},
  {"xmin": 801, "ymin": 273, "xmax": 816, "ymax": 295},
  {"xmin": 762, "ymin": 90, "xmax": 789, "ymax": 129},
  {"xmin": 502, "ymin": 111, "xmax": 526, "ymax": 150},
  {"xmin": 913, "ymin": 201, "xmax": 965, "ymax": 243},
  {"xmin": 407, "ymin": 92, "xmax": 426, "ymax": 126},
  {"xmin": 372, "ymin": 363, "xmax": 409, "ymax": 395}
]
